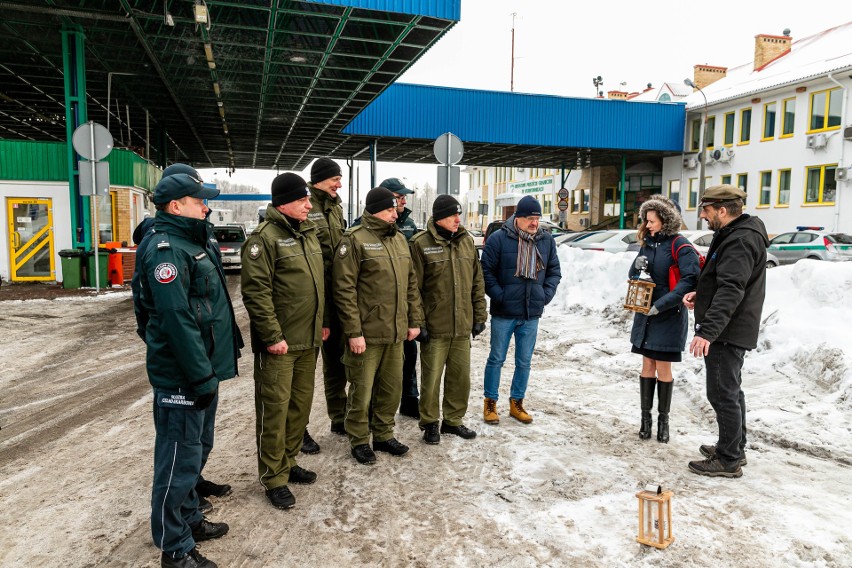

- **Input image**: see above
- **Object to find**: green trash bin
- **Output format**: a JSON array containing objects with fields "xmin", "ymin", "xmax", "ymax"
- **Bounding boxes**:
[
  {"xmin": 84, "ymin": 249, "xmax": 109, "ymax": 287},
  {"xmin": 58, "ymin": 249, "xmax": 85, "ymax": 289}
]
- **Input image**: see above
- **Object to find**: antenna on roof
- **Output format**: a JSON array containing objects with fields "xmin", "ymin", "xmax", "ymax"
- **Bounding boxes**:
[{"xmin": 783, "ymin": 28, "xmax": 791, "ymax": 36}]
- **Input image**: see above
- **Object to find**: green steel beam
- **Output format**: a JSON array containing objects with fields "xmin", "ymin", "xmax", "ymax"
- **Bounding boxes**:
[{"xmin": 61, "ymin": 24, "xmax": 90, "ymax": 249}]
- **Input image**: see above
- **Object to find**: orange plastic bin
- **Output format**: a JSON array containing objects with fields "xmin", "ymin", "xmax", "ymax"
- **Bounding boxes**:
[{"xmin": 104, "ymin": 241, "xmax": 124, "ymax": 286}]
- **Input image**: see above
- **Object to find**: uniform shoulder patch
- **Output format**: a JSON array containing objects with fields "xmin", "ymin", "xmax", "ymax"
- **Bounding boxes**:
[
  {"xmin": 154, "ymin": 262, "xmax": 178, "ymax": 284},
  {"xmin": 249, "ymin": 242, "xmax": 261, "ymax": 259},
  {"xmin": 338, "ymin": 243, "xmax": 349, "ymax": 257}
]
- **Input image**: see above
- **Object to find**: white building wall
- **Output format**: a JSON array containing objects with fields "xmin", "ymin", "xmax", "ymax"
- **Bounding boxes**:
[
  {"xmin": 664, "ymin": 78, "xmax": 852, "ymax": 235},
  {"xmin": 1, "ymin": 181, "xmax": 72, "ymax": 283}
]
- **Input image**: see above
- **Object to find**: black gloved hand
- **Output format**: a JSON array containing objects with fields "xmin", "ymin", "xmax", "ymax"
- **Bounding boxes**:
[
  {"xmin": 195, "ymin": 390, "xmax": 217, "ymax": 410},
  {"xmin": 415, "ymin": 328, "xmax": 430, "ymax": 343},
  {"xmin": 471, "ymin": 322, "xmax": 486, "ymax": 338}
]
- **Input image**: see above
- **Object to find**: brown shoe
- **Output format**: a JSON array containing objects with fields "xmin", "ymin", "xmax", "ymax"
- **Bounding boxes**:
[
  {"xmin": 483, "ymin": 398, "xmax": 499, "ymax": 424},
  {"xmin": 509, "ymin": 398, "xmax": 532, "ymax": 424}
]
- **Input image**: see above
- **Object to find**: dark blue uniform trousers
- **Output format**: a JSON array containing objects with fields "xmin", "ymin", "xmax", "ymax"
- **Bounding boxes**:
[{"xmin": 151, "ymin": 389, "xmax": 218, "ymax": 557}]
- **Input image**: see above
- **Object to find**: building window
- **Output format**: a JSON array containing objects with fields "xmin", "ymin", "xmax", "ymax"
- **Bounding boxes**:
[
  {"xmin": 759, "ymin": 171, "xmax": 772, "ymax": 206},
  {"xmin": 805, "ymin": 165, "xmax": 837, "ymax": 204},
  {"xmin": 808, "ymin": 88, "xmax": 842, "ymax": 133},
  {"xmin": 721, "ymin": 174, "xmax": 732, "ymax": 185},
  {"xmin": 668, "ymin": 180, "xmax": 680, "ymax": 205},
  {"xmin": 582, "ymin": 189, "xmax": 590, "ymax": 213},
  {"xmin": 724, "ymin": 112, "xmax": 735, "ymax": 146},
  {"xmin": 706, "ymin": 116, "xmax": 716, "ymax": 148},
  {"xmin": 690, "ymin": 118, "xmax": 701, "ymax": 151},
  {"xmin": 739, "ymin": 108, "xmax": 752, "ymax": 144},
  {"xmin": 604, "ymin": 187, "xmax": 620, "ymax": 216},
  {"xmin": 572, "ymin": 189, "xmax": 581, "ymax": 213},
  {"xmin": 762, "ymin": 102, "xmax": 776, "ymax": 140},
  {"xmin": 737, "ymin": 173, "xmax": 748, "ymax": 205},
  {"xmin": 778, "ymin": 169, "xmax": 791, "ymax": 206},
  {"xmin": 543, "ymin": 194, "xmax": 552, "ymax": 215},
  {"xmin": 781, "ymin": 98, "xmax": 795, "ymax": 137},
  {"xmin": 687, "ymin": 178, "xmax": 698, "ymax": 210}
]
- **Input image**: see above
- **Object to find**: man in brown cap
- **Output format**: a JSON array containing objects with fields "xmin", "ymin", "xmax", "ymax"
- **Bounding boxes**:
[{"xmin": 683, "ymin": 184, "xmax": 768, "ymax": 479}]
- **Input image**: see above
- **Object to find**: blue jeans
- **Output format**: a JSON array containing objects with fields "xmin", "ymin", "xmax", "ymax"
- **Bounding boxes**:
[
  {"xmin": 151, "ymin": 389, "xmax": 218, "ymax": 558},
  {"xmin": 705, "ymin": 343, "xmax": 747, "ymax": 465},
  {"xmin": 483, "ymin": 316, "xmax": 539, "ymax": 401}
]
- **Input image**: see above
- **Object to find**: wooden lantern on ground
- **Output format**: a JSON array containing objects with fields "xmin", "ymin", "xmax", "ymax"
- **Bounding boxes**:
[
  {"xmin": 624, "ymin": 278, "xmax": 656, "ymax": 314},
  {"xmin": 636, "ymin": 485, "xmax": 674, "ymax": 549}
]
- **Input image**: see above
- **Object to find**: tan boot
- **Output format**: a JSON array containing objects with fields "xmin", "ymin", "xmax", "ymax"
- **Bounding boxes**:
[
  {"xmin": 483, "ymin": 398, "xmax": 499, "ymax": 424},
  {"xmin": 509, "ymin": 398, "xmax": 533, "ymax": 424}
]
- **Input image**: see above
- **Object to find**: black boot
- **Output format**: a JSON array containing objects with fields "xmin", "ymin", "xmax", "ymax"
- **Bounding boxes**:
[
  {"xmin": 639, "ymin": 376, "xmax": 655, "ymax": 440},
  {"xmin": 656, "ymin": 380, "xmax": 673, "ymax": 443}
]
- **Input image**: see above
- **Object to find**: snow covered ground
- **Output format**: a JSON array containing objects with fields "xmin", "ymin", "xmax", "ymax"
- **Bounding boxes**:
[{"xmin": 0, "ymin": 249, "xmax": 850, "ymax": 567}]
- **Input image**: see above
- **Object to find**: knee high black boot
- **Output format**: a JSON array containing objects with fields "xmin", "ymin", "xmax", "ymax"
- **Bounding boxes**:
[
  {"xmin": 639, "ymin": 376, "xmax": 656, "ymax": 440},
  {"xmin": 656, "ymin": 380, "xmax": 673, "ymax": 443}
]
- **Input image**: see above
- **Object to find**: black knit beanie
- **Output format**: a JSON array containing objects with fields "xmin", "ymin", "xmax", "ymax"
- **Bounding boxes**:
[
  {"xmin": 271, "ymin": 173, "xmax": 309, "ymax": 207},
  {"xmin": 432, "ymin": 194, "xmax": 461, "ymax": 220},
  {"xmin": 310, "ymin": 157, "xmax": 341, "ymax": 184},
  {"xmin": 365, "ymin": 187, "xmax": 397, "ymax": 214}
]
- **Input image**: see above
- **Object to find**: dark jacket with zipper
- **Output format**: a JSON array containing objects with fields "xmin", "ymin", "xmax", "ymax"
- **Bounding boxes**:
[
  {"xmin": 629, "ymin": 233, "xmax": 700, "ymax": 353},
  {"xmin": 480, "ymin": 215, "xmax": 561, "ymax": 320},
  {"xmin": 134, "ymin": 212, "xmax": 241, "ymax": 395},
  {"xmin": 694, "ymin": 214, "xmax": 768, "ymax": 349}
]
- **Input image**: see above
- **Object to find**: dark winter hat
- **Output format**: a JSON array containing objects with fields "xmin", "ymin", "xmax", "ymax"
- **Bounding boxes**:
[
  {"xmin": 271, "ymin": 172, "xmax": 310, "ymax": 206},
  {"xmin": 310, "ymin": 157, "xmax": 342, "ymax": 184},
  {"xmin": 432, "ymin": 194, "xmax": 461, "ymax": 220},
  {"xmin": 515, "ymin": 195, "xmax": 542, "ymax": 218},
  {"xmin": 153, "ymin": 172, "xmax": 219, "ymax": 205},
  {"xmin": 699, "ymin": 184, "xmax": 747, "ymax": 207},
  {"xmin": 379, "ymin": 177, "xmax": 414, "ymax": 195},
  {"xmin": 161, "ymin": 163, "xmax": 201, "ymax": 179},
  {"xmin": 365, "ymin": 186, "xmax": 397, "ymax": 214}
]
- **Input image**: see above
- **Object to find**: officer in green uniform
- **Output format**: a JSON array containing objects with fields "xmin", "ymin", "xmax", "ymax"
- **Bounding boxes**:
[
  {"xmin": 411, "ymin": 195, "xmax": 487, "ymax": 444},
  {"xmin": 241, "ymin": 173, "xmax": 327, "ymax": 510},
  {"xmin": 134, "ymin": 170, "xmax": 241, "ymax": 568},
  {"xmin": 332, "ymin": 186, "xmax": 424, "ymax": 465},
  {"xmin": 306, "ymin": 157, "xmax": 347, "ymax": 442}
]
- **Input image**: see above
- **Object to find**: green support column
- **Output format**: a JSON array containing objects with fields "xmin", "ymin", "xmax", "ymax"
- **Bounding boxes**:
[
  {"xmin": 619, "ymin": 154, "xmax": 627, "ymax": 229},
  {"xmin": 61, "ymin": 25, "xmax": 89, "ymax": 248}
]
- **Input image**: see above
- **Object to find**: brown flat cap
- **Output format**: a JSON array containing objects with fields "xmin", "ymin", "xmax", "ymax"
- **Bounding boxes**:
[{"xmin": 698, "ymin": 184, "xmax": 747, "ymax": 206}]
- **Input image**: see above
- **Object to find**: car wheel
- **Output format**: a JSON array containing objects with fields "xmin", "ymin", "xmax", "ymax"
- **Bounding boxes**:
[
  {"xmin": 806, "ymin": 255, "xmax": 821, "ymax": 260},
  {"xmin": 765, "ymin": 260, "xmax": 777, "ymax": 269}
]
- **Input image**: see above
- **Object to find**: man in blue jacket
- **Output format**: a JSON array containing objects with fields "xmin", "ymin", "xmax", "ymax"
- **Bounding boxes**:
[
  {"xmin": 134, "ymin": 171, "xmax": 242, "ymax": 568},
  {"xmin": 480, "ymin": 196, "xmax": 561, "ymax": 424}
]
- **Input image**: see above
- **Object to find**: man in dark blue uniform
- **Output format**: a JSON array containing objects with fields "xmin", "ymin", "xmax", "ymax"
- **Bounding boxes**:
[{"xmin": 133, "ymin": 170, "xmax": 242, "ymax": 568}]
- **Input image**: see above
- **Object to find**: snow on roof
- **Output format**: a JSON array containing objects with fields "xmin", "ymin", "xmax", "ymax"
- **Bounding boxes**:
[
  {"xmin": 685, "ymin": 20, "xmax": 852, "ymax": 109},
  {"xmin": 627, "ymin": 82, "xmax": 692, "ymax": 102}
]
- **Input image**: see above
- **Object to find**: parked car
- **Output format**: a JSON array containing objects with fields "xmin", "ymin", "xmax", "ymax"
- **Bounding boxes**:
[
  {"xmin": 468, "ymin": 229, "xmax": 484, "ymax": 250},
  {"xmin": 765, "ymin": 251, "xmax": 780, "ymax": 269},
  {"xmin": 562, "ymin": 229, "xmax": 637, "ymax": 253},
  {"xmin": 213, "ymin": 224, "xmax": 247, "ymax": 270},
  {"xmin": 767, "ymin": 227, "xmax": 852, "ymax": 265},
  {"xmin": 556, "ymin": 230, "xmax": 604, "ymax": 246},
  {"xmin": 625, "ymin": 229, "xmax": 714, "ymax": 253}
]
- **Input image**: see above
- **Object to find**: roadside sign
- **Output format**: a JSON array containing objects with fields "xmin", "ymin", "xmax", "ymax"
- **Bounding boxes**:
[
  {"xmin": 433, "ymin": 132, "xmax": 464, "ymax": 165},
  {"xmin": 78, "ymin": 160, "xmax": 110, "ymax": 196},
  {"xmin": 437, "ymin": 165, "xmax": 460, "ymax": 195},
  {"xmin": 72, "ymin": 121, "xmax": 113, "ymax": 161},
  {"xmin": 557, "ymin": 187, "xmax": 569, "ymax": 200},
  {"xmin": 558, "ymin": 198, "xmax": 569, "ymax": 211}
]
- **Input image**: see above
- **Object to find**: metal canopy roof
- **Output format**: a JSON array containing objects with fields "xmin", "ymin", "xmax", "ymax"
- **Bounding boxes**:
[
  {"xmin": 0, "ymin": 0, "xmax": 459, "ymax": 171},
  {"xmin": 342, "ymin": 84, "xmax": 687, "ymax": 169}
]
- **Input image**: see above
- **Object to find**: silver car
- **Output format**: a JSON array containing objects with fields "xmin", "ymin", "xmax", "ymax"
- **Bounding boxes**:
[
  {"xmin": 213, "ymin": 224, "xmax": 247, "ymax": 270},
  {"xmin": 767, "ymin": 228, "xmax": 852, "ymax": 265},
  {"xmin": 562, "ymin": 229, "xmax": 637, "ymax": 253}
]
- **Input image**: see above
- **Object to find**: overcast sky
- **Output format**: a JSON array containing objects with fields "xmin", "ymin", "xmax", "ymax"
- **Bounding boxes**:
[{"xmin": 200, "ymin": 0, "xmax": 847, "ymax": 199}]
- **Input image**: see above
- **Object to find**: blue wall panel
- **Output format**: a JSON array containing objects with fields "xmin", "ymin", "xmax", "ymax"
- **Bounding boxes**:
[
  {"xmin": 344, "ymin": 84, "xmax": 685, "ymax": 152},
  {"xmin": 310, "ymin": 0, "xmax": 461, "ymax": 20}
]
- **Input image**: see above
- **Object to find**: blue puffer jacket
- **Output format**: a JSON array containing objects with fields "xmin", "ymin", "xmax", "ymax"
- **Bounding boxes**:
[
  {"xmin": 629, "ymin": 233, "xmax": 700, "ymax": 353},
  {"xmin": 480, "ymin": 215, "xmax": 561, "ymax": 320}
]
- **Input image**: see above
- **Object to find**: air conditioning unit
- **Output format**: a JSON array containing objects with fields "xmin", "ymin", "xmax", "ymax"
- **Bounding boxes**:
[
  {"xmin": 712, "ymin": 147, "xmax": 734, "ymax": 162},
  {"xmin": 844, "ymin": 125, "xmax": 852, "ymax": 140},
  {"xmin": 806, "ymin": 133, "xmax": 828, "ymax": 149},
  {"xmin": 579, "ymin": 217, "xmax": 589, "ymax": 227},
  {"xmin": 836, "ymin": 167, "xmax": 849, "ymax": 181},
  {"xmin": 683, "ymin": 157, "xmax": 698, "ymax": 169},
  {"xmin": 706, "ymin": 149, "xmax": 717, "ymax": 164}
]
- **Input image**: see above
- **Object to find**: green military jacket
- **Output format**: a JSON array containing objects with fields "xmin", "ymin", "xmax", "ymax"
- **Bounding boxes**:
[
  {"xmin": 241, "ymin": 205, "xmax": 325, "ymax": 353},
  {"xmin": 410, "ymin": 219, "xmax": 487, "ymax": 339},
  {"xmin": 307, "ymin": 183, "xmax": 344, "ymax": 326},
  {"xmin": 134, "ymin": 212, "xmax": 241, "ymax": 394},
  {"xmin": 332, "ymin": 211, "xmax": 424, "ymax": 344}
]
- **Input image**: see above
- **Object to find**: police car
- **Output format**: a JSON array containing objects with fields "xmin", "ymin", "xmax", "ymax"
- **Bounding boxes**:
[
  {"xmin": 213, "ymin": 224, "xmax": 246, "ymax": 270},
  {"xmin": 767, "ymin": 227, "xmax": 852, "ymax": 265}
]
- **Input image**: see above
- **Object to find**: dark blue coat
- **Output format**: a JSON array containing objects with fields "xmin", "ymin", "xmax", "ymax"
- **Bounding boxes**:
[
  {"xmin": 481, "ymin": 216, "xmax": 561, "ymax": 320},
  {"xmin": 629, "ymin": 233, "xmax": 700, "ymax": 353}
]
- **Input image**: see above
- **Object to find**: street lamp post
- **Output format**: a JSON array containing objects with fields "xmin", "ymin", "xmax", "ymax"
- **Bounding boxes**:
[
  {"xmin": 684, "ymin": 78, "xmax": 708, "ymax": 229},
  {"xmin": 593, "ymin": 75, "xmax": 603, "ymax": 98}
]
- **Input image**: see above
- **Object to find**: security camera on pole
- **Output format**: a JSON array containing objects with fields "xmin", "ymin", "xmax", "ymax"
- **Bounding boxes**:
[
  {"xmin": 72, "ymin": 120, "xmax": 114, "ymax": 293},
  {"xmin": 434, "ymin": 132, "xmax": 464, "ymax": 195}
]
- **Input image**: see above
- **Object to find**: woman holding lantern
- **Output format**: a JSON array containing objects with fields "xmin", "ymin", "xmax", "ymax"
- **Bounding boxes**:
[{"xmin": 628, "ymin": 194, "xmax": 700, "ymax": 443}]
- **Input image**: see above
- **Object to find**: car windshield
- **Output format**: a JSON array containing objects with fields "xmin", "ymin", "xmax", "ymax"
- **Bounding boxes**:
[
  {"xmin": 216, "ymin": 228, "xmax": 245, "ymax": 242},
  {"xmin": 828, "ymin": 233, "xmax": 852, "ymax": 244},
  {"xmin": 576, "ymin": 231, "xmax": 616, "ymax": 243}
]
